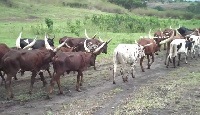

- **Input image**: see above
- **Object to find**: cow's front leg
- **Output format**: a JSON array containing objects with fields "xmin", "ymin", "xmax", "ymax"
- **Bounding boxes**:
[
  {"xmin": 131, "ymin": 65, "xmax": 136, "ymax": 78},
  {"xmin": 80, "ymin": 72, "xmax": 83, "ymax": 86},
  {"xmin": 29, "ymin": 72, "xmax": 37, "ymax": 94},
  {"xmin": 39, "ymin": 71, "xmax": 47, "ymax": 87},
  {"xmin": 185, "ymin": 53, "xmax": 188, "ymax": 64},
  {"xmin": 177, "ymin": 54, "xmax": 181, "ymax": 66}
]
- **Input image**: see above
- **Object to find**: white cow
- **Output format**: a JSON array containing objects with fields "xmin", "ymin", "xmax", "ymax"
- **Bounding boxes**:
[
  {"xmin": 166, "ymin": 39, "xmax": 193, "ymax": 68},
  {"xmin": 113, "ymin": 43, "xmax": 152, "ymax": 84},
  {"xmin": 189, "ymin": 35, "xmax": 200, "ymax": 58}
]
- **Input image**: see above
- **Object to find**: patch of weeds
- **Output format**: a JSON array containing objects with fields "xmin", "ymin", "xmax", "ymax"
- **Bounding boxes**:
[
  {"xmin": 114, "ymin": 66, "xmax": 200, "ymax": 114},
  {"xmin": 109, "ymin": 88, "xmax": 123, "ymax": 95}
]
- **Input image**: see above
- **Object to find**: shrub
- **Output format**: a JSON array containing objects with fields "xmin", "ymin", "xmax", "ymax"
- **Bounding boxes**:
[
  {"xmin": 154, "ymin": 6, "xmax": 165, "ymax": 11},
  {"xmin": 45, "ymin": 18, "xmax": 53, "ymax": 32}
]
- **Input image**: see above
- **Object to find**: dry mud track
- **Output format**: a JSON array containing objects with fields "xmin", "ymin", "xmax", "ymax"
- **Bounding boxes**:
[{"xmin": 0, "ymin": 51, "xmax": 199, "ymax": 115}]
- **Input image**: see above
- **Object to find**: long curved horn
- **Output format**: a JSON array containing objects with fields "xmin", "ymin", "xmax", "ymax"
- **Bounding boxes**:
[
  {"xmin": 148, "ymin": 29, "xmax": 153, "ymax": 39},
  {"xmin": 99, "ymin": 37, "xmax": 104, "ymax": 42},
  {"xmin": 16, "ymin": 31, "xmax": 22, "ymax": 49},
  {"xmin": 185, "ymin": 31, "xmax": 196, "ymax": 38},
  {"xmin": 23, "ymin": 35, "xmax": 37, "ymax": 50},
  {"xmin": 107, "ymin": 38, "xmax": 112, "ymax": 44},
  {"xmin": 160, "ymin": 30, "xmax": 174, "ymax": 45},
  {"xmin": 53, "ymin": 40, "xmax": 67, "ymax": 52},
  {"xmin": 135, "ymin": 40, "xmax": 138, "ymax": 45},
  {"xmin": 91, "ymin": 33, "xmax": 97, "ymax": 39},
  {"xmin": 93, "ymin": 42, "xmax": 106, "ymax": 54},
  {"xmin": 44, "ymin": 33, "xmax": 53, "ymax": 50},
  {"xmin": 85, "ymin": 29, "xmax": 91, "ymax": 39},
  {"xmin": 84, "ymin": 39, "xmax": 90, "ymax": 52},
  {"xmin": 143, "ymin": 43, "xmax": 152, "ymax": 47},
  {"xmin": 160, "ymin": 28, "xmax": 163, "ymax": 33}
]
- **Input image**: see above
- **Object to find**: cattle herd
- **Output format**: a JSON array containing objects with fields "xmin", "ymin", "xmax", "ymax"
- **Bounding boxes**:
[{"xmin": 0, "ymin": 27, "xmax": 199, "ymax": 100}]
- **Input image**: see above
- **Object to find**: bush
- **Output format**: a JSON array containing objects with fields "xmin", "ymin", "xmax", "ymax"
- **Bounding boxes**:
[
  {"xmin": 154, "ymin": 6, "xmax": 165, "ymax": 11},
  {"xmin": 45, "ymin": 18, "xmax": 53, "ymax": 32},
  {"xmin": 187, "ymin": 3, "xmax": 200, "ymax": 14},
  {"xmin": 108, "ymin": 0, "xmax": 146, "ymax": 10}
]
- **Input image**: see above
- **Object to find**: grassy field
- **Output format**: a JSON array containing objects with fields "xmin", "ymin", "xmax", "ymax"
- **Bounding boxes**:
[{"xmin": 1, "ymin": 1, "xmax": 200, "ymax": 114}]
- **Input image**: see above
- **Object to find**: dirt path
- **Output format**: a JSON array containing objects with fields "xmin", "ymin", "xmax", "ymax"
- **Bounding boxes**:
[{"xmin": 0, "ymin": 51, "xmax": 198, "ymax": 115}]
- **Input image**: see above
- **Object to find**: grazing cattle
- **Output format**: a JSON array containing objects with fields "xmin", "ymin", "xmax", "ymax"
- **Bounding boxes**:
[
  {"xmin": 136, "ymin": 38, "xmax": 159, "ymax": 72},
  {"xmin": 59, "ymin": 29, "xmax": 112, "ymax": 70},
  {"xmin": 0, "ymin": 35, "xmax": 65, "ymax": 99},
  {"xmin": 47, "ymin": 39, "xmax": 106, "ymax": 98},
  {"xmin": 166, "ymin": 39, "xmax": 194, "ymax": 68},
  {"xmin": 18, "ymin": 33, "xmax": 55, "ymax": 49},
  {"xmin": 113, "ymin": 43, "xmax": 151, "ymax": 84}
]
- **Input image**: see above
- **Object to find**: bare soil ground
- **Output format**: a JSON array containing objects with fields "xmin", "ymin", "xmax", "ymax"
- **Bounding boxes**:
[{"xmin": 0, "ymin": 50, "xmax": 200, "ymax": 115}]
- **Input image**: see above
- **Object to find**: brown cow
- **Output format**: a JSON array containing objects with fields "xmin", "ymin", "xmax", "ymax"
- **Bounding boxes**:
[
  {"xmin": 136, "ymin": 38, "xmax": 159, "ymax": 72},
  {"xmin": 0, "ymin": 35, "xmax": 65, "ymax": 99},
  {"xmin": 0, "ymin": 43, "xmax": 12, "ymax": 84},
  {"xmin": 0, "ymin": 36, "xmax": 37, "ymax": 85},
  {"xmin": 47, "ymin": 39, "xmax": 106, "ymax": 98},
  {"xmin": 59, "ymin": 29, "xmax": 112, "ymax": 70},
  {"xmin": 153, "ymin": 28, "xmax": 168, "ymax": 51}
]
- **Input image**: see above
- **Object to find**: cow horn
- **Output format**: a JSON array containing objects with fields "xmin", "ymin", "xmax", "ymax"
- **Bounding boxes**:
[
  {"xmin": 135, "ymin": 40, "xmax": 138, "ymax": 45},
  {"xmin": 91, "ymin": 33, "xmax": 97, "ymax": 39},
  {"xmin": 148, "ymin": 29, "xmax": 153, "ymax": 39},
  {"xmin": 16, "ymin": 31, "xmax": 22, "ymax": 49},
  {"xmin": 99, "ymin": 37, "xmax": 104, "ymax": 42},
  {"xmin": 93, "ymin": 42, "xmax": 106, "ymax": 54},
  {"xmin": 23, "ymin": 35, "xmax": 37, "ymax": 50},
  {"xmin": 84, "ymin": 39, "xmax": 90, "ymax": 53},
  {"xmin": 85, "ymin": 29, "xmax": 91, "ymax": 39},
  {"xmin": 65, "ymin": 43, "xmax": 71, "ymax": 48},
  {"xmin": 143, "ymin": 43, "xmax": 152, "ymax": 47},
  {"xmin": 160, "ymin": 28, "xmax": 163, "ymax": 33},
  {"xmin": 160, "ymin": 30, "xmax": 174, "ymax": 45},
  {"xmin": 107, "ymin": 38, "xmax": 112, "ymax": 44},
  {"xmin": 53, "ymin": 40, "xmax": 67, "ymax": 52},
  {"xmin": 44, "ymin": 33, "xmax": 53, "ymax": 50}
]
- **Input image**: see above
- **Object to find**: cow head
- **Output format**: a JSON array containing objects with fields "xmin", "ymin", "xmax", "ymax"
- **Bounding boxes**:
[
  {"xmin": 84, "ymin": 39, "xmax": 107, "ymax": 54},
  {"xmin": 44, "ymin": 33, "xmax": 66, "ymax": 53},
  {"xmin": 46, "ymin": 34, "xmax": 55, "ymax": 47},
  {"xmin": 135, "ymin": 40, "xmax": 153, "ymax": 58},
  {"xmin": 84, "ymin": 29, "xmax": 112, "ymax": 54}
]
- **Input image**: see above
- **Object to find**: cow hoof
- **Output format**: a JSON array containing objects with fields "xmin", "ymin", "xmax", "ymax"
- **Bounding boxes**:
[
  {"xmin": 142, "ymin": 70, "xmax": 145, "ymax": 72},
  {"xmin": 77, "ymin": 89, "xmax": 82, "ymax": 92},
  {"xmin": 113, "ymin": 81, "xmax": 116, "ymax": 84},
  {"xmin": 132, "ymin": 75, "xmax": 135, "ymax": 78}
]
